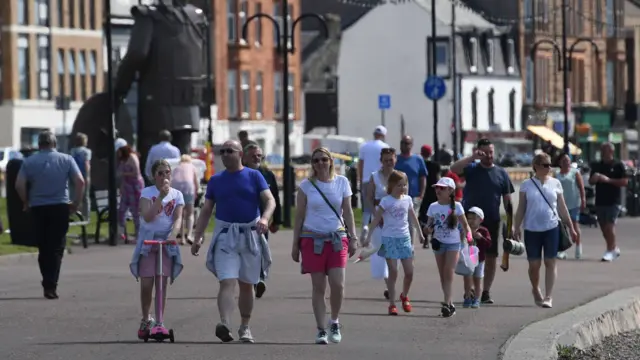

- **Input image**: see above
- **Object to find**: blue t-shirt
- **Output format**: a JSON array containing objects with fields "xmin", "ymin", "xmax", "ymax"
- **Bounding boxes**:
[
  {"xmin": 395, "ymin": 154, "xmax": 428, "ymax": 197},
  {"xmin": 461, "ymin": 163, "xmax": 514, "ymax": 222},
  {"xmin": 18, "ymin": 149, "xmax": 80, "ymax": 207},
  {"xmin": 205, "ymin": 167, "xmax": 269, "ymax": 223}
]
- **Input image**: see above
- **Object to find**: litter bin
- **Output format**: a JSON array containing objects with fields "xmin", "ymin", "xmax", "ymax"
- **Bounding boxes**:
[
  {"xmin": 5, "ymin": 158, "xmax": 37, "ymax": 247},
  {"xmin": 626, "ymin": 172, "xmax": 640, "ymax": 217}
]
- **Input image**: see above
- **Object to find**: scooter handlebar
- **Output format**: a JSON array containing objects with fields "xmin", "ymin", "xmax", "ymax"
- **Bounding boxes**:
[{"xmin": 143, "ymin": 240, "xmax": 178, "ymax": 245}]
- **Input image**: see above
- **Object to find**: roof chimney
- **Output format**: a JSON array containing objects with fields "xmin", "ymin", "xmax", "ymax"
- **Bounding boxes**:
[{"xmin": 325, "ymin": 13, "xmax": 341, "ymax": 39}]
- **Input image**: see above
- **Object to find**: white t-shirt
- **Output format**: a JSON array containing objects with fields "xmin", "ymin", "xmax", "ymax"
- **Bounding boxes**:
[
  {"xmin": 140, "ymin": 186, "xmax": 185, "ymax": 234},
  {"xmin": 359, "ymin": 140, "xmax": 390, "ymax": 184},
  {"xmin": 379, "ymin": 194, "xmax": 413, "ymax": 238},
  {"xmin": 426, "ymin": 201, "xmax": 465, "ymax": 244},
  {"xmin": 299, "ymin": 175, "xmax": 353, "ymax": 233},
  {"xmin": 520, "ymin": 177, "xmax": 563, "ymax": 232}
]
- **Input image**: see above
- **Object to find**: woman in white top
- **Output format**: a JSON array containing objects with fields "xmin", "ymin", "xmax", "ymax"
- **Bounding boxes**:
[
  {"xmin": 292, "ymin": 147, "xmax": 358, "ymax": 345},
  {"xmin": 361, "ymin": 147, "xmax": 397, "ymax": 299},
  {"xmin": 513, "ymin": 153, "xmax": 577, "ymax": 309}
]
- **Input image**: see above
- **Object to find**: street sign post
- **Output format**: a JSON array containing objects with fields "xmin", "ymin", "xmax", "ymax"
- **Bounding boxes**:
[
  {"xmin": 378, "ymin": 94, "xmax": 391, "ymax": 126},
  {"xmin": 423, "ymin": 76, "xmax": 446, "ymax": 101}
]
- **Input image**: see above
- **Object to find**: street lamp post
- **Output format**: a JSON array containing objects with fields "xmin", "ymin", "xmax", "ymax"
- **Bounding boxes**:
[
  {"xmin": 103, "ymin": 0, "xmax": 118, "ymax": 246},
  {"xmin": 530, "ymin": 0, "xmax": 599, "ymax": 156},
  {"xmin": 242, "ymin": 7, "xmax": 328, "ymax": 228}
]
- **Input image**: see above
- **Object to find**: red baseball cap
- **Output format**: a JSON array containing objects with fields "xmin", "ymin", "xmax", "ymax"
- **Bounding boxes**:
[{"xmin": 421, "ymin": 145, "xmax": 433, "ymax": 157}]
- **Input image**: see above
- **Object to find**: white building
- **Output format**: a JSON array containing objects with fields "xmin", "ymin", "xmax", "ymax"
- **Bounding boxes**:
[{"xmin": 301, "ymin": 0, "xmax": 521, "ymax": 154}]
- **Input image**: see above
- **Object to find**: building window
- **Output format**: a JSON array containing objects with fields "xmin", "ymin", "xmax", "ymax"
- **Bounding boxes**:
[
  {"xmin": 18, "ymin": 0, "xmax": 28, "ymax": 25},
  {"xmin": 79, "ymin": 51, "xmax": 87, "ymax": 100},
  {"xmin": 575, "ymin": 0, "xmax": 583, "ymax": 35},
  {"xmin": 239, "ymin": 1, "xmax": 248, "ymax": 44},
  {"xmin": 469, "ymin": 37, "xmax": 478, "ymax": 73},
  {"xmin": 37, "ymin": 35, "xmax": 51, "ymax": 100},
  {"xmin": 486, "ymin": 38, "xmax": 494, "ymax": 73},
  {"xmin": 57, "ymin": 50, "xmax": 65, "ymax": 98},
  {"xmin": 255, "ymin": 71, "xmax": 263, "ymax": 117},
  {"xmin": 427, "ymin": 38, "xmax": 450, "ymax": 77},
  {"xmin": 36, "ymin": 0, "xmax": 50, "ymax": 26},
  {"xmin": 79, "ymin": 0, "xmax": 86, "ymax": 28},
  {"xmin": 68, "ymin": 0, "xmax": 75, "ymax": 28},
  {"xmin": 68, "ymin": 50, "xmax": 76, "ymax": 100},
  {"xmin": 471, "ymin": 88, "xmax": 478, "ymax": 128},
  {"xmin": 89, "ymin": 50, "xmax": 97, "ymax": 94},
  {"xmin": 509, "ymin": 89, "xmax": 516, "ymax": 130},
  {"xmin": 57, "ymin": 0, "xmax": 64, "ymax": 26},
  {"xmin": 534, "ymin": 56, "xmax": 551, "ymax": 104},
  {"xmin": 535, "ymin": 0, "xmax": 549, "ymax": 32},
  {"xmin": 255, "ymin": 3, "xmax": 263, "ymax": 45},
  {"xmin": 606, "ymin": 0, "xmax": 614, "ymax": 37},
  {"xmin": 89, "ymin": 0, "xmax": 95, "ymax": 29},
  {"xmin": 274, "ymin": 72, "xmax": 282, "ymax": 116},
  {"xmin": 592, "ymin": 57, "xmax": 601, "ymax": 103},
  {"xmin": 570, "ymin": 57, "xmax": 585, "ymax": 103},
  {"xmin": 595, "ymin": 0, "xmax": 603, "ymax": 35},
  {"xmin": 286, "ymin": 4, "xmax": 293, "ymax": 49},
  {"xmin": 241, "ymin": 70, "xmax": 250, "ymax": 117},
  {"xmin": 273, "ymin": 4, "xmax": 281, "ymax": 47},
  {"xmin": 227, "ymin": 0, "xmax": 237, "ymax": 42},
  {"xmin": 488, "ymin": 88, "xmax": 495, "ymax": 126},
  {"xmin": 507, "ymin": 39, "xmax": 515, "ymax": 74},
  {"xmin": 227, "ymin": 70, "xmax": 238, "ymax": 118},
  {"xmin": 606, "ymin": 60, "xmax": 614, "ymax": 105},
  {"xmin": 288, "ymin": 72, "xmax": 294, "ymax": 119},
  {"xmin": 18, "ymin": 36, "xmax": 30, "ymax": 99},
  {"xmin": 525, "ymin": 58, "xmax": 534, "ymax": 102}
]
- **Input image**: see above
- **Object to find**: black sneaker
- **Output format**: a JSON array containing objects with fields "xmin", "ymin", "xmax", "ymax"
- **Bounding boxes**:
[
  {"xmin": 441, "ymin": 303, "xmax": 456, "ymax": 318},
  {"xmin": 383, "ymin": 289, "xmax": 389, "ymax": 300},
  {"xmin": 255, "ymin": 281, "xmax": 267, "ymax": 299},
  {"xmin": 481, "ymin": 290, "xmax": 494, "ymax": 304}
]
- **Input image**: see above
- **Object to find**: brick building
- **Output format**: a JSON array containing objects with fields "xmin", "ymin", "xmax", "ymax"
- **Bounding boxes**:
[{"xmin": 0, "ymin": 0, "xmax": 104, "ymax": 148}]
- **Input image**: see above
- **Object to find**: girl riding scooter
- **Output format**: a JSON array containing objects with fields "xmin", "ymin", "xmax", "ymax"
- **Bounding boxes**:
[{"xmin": 130, "ymin": 159, "xmax": 185, "ymax": 339}]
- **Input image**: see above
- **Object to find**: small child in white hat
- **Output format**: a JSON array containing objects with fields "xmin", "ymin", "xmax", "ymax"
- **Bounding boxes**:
[{"xmin": 462, "ymin": 206, "xmax": 492, "ymax": 309}]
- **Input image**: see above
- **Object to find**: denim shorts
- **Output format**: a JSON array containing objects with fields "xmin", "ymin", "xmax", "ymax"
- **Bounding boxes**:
[
  {"xmin": 596, "ymin": 205, "xmax": 620, "ymax": 224},
  {"xmin": 568, "ymin": 208, "xmax": 580, "ymax": 221},
  {"xmin": 473, "ymin": 261, "xmax": 485, "ymax": 278},
  {"xmin": 524, "ymin": 226, "xmax": 560, "ymax": 260},
  {"xmin": 432, "ymin": 241, "xmax": 461, "ymax": 255}
]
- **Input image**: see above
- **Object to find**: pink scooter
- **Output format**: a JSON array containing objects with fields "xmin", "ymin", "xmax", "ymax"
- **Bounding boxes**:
[{"xmin": 141, "ymin": 240, "xmax": 176, "ymax": 343}]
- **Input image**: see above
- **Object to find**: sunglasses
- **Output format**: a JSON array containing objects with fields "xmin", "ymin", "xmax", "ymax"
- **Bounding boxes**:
[
  {"xmin": 381, "ymin": 148, "xmax": 396, "ymax": 155},
  {"xmin": 313, "ymin": 157, "xmax": 330, "ymax": 164},
  {"xmin": 538, "ymin": 163, "xmax": 551, "ymax": 168},
  {"xmin": 219, "ymin": 148, "xmax": 237, "ymax": 155},
  {"xmin": 156, "ymin": 170, "xmax": 171, "ymax": 176}
]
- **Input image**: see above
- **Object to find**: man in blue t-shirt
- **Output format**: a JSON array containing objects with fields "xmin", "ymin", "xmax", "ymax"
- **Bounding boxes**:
[
  {"xmin": 395, "ymin": 135, "xmax": 428, "ymax": 242},
  {"xmin": 191, "ymin": 139, "xmax": 275, "ymax": 344},
  {"xmin": 450, "ymin": 138, "xmax": 514, "ymax": 305}
]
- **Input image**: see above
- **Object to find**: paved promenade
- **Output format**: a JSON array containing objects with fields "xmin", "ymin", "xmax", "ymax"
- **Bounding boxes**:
[{"xmin": 1, "ymin": 219, "xmax": 639, "ymax": 360}]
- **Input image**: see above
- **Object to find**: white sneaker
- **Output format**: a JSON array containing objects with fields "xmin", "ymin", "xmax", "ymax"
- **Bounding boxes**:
[
  {"xmin": 315, "ymin": 329, "xmax": 328, "ymax": 344},
  {"xmin": 557, "ymin": 252, "xmax": 567, "ymax": 260},
  {"xmin": 575, "ymin": 244, "xmax": 583, "ymax": 259},
  {"xmin": 601, "ymin": 248, "xmax": 621, "ymax": 262},
  {"xmin": 328, "ymin": 322, "xmax": 342, "ymax": 343}
]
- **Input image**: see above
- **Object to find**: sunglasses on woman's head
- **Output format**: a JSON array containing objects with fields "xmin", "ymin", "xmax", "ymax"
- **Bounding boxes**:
[{"xmin": 313, "ymin": 157, "xmax": 330, "ymax": 164}]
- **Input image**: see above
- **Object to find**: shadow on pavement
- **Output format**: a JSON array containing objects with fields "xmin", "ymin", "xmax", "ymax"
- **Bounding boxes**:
[
  {"xmin": 340, "ymin": 311, "xmax": 441, "ymax": 318},
  {"xmin": 0, "ymin": 297, "xmax": 45, "ymax": 301},
  {"xmin": 36, "ymin": 340, "xmax": 318, "ymax": 346}
]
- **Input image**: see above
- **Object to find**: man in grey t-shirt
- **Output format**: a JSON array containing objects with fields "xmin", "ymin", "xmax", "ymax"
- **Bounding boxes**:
[
  {"xmin": 69, "ymin": 132, "xmax": 92, "ymax": 220},
  {"xmin": 15, "ymin": 131, "xmax": 85, "ymax": 299}
]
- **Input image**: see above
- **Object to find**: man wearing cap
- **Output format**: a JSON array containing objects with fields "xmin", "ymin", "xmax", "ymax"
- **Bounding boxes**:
[
  {"xmin": 358, "ymin": 126, "xmax": 390, "ymax": 232},
  {"xmin": 395, "ymin": 135, "xmax": 428, "ymax": 241},
  {"xmin": 450, "ymin": 138, "xmax": 514, "ymax": 305}
]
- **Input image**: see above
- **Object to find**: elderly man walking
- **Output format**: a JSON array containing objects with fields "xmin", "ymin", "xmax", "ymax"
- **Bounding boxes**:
[
  {"xmin": 144, "ymin": 130, "xmax": 181, "ymax": 182},
  {"xmin": 395, "ymin": 135, "xmax": 428, "ymax": 239},
  {"xmin": 243, "ymin": 143, "xmax": 282, "ymax": 298},
  {"xmin": 191, "ymin": 140, "xmax": 276, "ymax": 343},
  {"xmin": 15, "ymin": 131, "xmax": 85, "ymax": 299},
  {"xmin": 358, "ymin": 126, "xmax": 390, "ymax": 237}
]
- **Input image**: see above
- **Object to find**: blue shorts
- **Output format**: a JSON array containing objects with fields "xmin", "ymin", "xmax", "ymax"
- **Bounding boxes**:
[
  {"xmin": 379, "ymin": 235, "xmax": 413, "ymax": 259},
  {"xmin": 183, "ymin": 193, "xmax": 195, "ymax": 205},
  {"xmin": 568, "ymin": 208, "xmax": 580, "ymax": 221},
  {"xmin": 524, "ymin": 226, "xmax": 560, "ymax": 260},
  {"xmin": 596, "ymin": 205, "xmax": 620, "ymax": 224},
  {"xmin": 432, "ymin": 241, "xmax": 461, "ymax": 255}
]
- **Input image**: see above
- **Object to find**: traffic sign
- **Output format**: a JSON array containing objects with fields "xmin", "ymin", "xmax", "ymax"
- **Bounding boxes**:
[
  {"xmin": 378, "ymin": 94, "xmax": 391, "ymax": 110},
  {"xmin": 424, "ymin": 76, "xmax": 446, "ymax": 101}
]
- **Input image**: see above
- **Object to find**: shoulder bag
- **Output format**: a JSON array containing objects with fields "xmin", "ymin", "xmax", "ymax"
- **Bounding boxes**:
[
  {"xmin": 529, "ymin": 177, "xmax": 572, "ymax": 252},
  {"xmin": 309, "ymin": 179, "xmax": 352, "ymax": 241}
]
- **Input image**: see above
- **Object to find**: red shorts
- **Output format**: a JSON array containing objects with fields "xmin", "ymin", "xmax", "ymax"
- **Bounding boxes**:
[{"xmin": 300, "ymin": 237, "xmax": 348, "ymax": 274}]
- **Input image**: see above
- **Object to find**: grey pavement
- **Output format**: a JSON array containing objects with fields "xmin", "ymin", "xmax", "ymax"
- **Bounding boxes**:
[{"xmin": 2, "ymin": 219, "xmax": 640, "ymax": 360}]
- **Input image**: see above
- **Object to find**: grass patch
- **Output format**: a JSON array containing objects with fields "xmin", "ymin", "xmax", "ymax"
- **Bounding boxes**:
[
  {"xmin": 0, "ymin": 197, "xmax": 362, "ymax": 256},
  {"xmin": 557, "ymin": 344, "xmax": 581, "ymax": 360}
]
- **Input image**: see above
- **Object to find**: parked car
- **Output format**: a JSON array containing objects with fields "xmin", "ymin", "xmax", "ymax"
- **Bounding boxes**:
[{"xmin": 0, "ymin": 148, "xmax": 23, "ymax": 172}]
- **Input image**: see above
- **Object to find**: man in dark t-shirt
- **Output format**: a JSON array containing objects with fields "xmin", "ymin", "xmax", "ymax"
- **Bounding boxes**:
[
  {"xmin": 419, "ymin": 145, "xmax": 441, "ymax": 223},
  {"xmin": 589, "ymin": 142, "xmax": 628, "ymax": 262}
]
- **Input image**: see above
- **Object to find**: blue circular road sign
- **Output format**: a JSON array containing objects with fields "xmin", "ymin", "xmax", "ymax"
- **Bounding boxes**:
[{"xmin": 424, "ymin": 76, "xmax": 446, "ymax": 101}]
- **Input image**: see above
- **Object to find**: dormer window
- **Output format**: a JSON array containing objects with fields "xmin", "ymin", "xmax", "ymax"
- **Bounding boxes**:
[
  {"xmin": 469, "ymin": 37, "xmax": 478, "ymax": 73},
  {"xmin": 486, "ymin": 38, "xmax": 494, "ymax": 73},
  {"xmin": 507, "ymin": 39, "xmax": 515, "ymax": 74}
]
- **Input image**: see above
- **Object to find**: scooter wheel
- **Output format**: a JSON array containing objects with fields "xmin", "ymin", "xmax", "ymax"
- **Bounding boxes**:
[
  {"xmin": 143, "ymin": 335, "xmax": 149, "ymax": 343},
  {"xmin": 169, "ymin": 329, "xmax": 175, "ymax": 343}
]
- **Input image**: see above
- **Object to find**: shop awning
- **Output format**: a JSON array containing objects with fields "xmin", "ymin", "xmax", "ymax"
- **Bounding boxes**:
[{"xmin": 527, "ymin": 125, "xmax": 582, "ymax": 155}]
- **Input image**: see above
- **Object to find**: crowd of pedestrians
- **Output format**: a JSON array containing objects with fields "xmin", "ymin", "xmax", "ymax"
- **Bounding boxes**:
[{"xmin": 12, "ymin": 126, "xmax": 632, "ymax": 345}]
